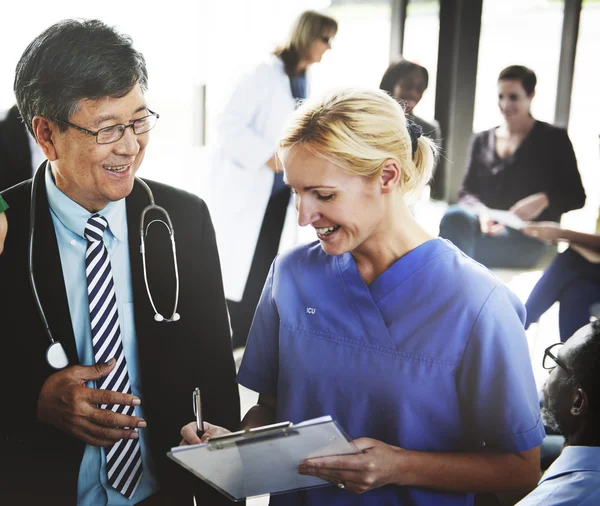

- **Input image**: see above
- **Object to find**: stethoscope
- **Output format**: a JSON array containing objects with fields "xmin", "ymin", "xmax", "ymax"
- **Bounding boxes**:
[{"xmin": 28, "ymin": 165, "xmax": 181, "ymax": 370}]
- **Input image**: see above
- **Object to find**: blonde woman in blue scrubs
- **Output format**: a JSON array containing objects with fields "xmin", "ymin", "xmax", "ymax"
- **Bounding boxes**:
[{"xmin": 182, "ymin": 89, "xmax": 544, "ymax": 506}]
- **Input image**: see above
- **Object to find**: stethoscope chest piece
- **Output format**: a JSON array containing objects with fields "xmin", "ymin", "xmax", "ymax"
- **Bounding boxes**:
[{"xmin": 46, "ymin": 342, "xmax": 69, "ymax": 370}]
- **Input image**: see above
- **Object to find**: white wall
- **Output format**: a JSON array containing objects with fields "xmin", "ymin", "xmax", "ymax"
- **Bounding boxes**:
[{"xmin": 0, "ymin": 0, "xmax": 332, "ymax": 197}]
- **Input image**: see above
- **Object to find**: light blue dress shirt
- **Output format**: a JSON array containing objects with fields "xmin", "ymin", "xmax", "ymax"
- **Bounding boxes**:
[
  {"xmin": 517, "ymin": 445, "xmax": 600, "ymax": 505},
  {"xmin": 45, "ymin": 166, "xmax": 159, "ymax": 505}
]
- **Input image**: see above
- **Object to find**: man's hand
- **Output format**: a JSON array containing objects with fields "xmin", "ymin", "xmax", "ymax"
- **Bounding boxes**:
[
  {"xmin": 37, "ymin": 358, "xmax": 146, "ymax": 447},
  {"xmin": 180, "ymin": 421, "xmax": 231, "ymax": 445},
  {"xmin": 509, "ymin": 193, "xmax": 549, "ymax": 221},
  {"xmin": 0, "ymin": 211, "xmax": 7, "ymax": 255},
  {"xmin": 522, "ymin": 221, "xmax": 563, "ymax": 244}
]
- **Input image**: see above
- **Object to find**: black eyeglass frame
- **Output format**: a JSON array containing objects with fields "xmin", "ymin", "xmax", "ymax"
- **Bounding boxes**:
[
  {"xmin": 542, "ymin": 342, "xmax": 570, "ymax": 373},
  {"xmin": 318, "ymin": 35, "xmax": 333, "ymax": 45},
  {"xmin": 50, "ymin": 109, "xmax": 160, "ymax": 145}
]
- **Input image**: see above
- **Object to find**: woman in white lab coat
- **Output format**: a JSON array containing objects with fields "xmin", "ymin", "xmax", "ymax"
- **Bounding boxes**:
[{"xmin": 207, "ymin": 10, "xmax": 337, "ymax": 349}]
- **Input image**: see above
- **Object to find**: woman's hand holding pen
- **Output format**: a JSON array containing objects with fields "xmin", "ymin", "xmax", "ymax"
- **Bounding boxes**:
[
  {"xmin": 298, "ymin": 438, "xmax": 404, "ymax": 494},
  {"xmin": 37, "ymin": 358, "xmax": 146, "ymax": 447},
  {"xmin": 180, "ymin": 421, "xmax": 231, "ymax": 445}
]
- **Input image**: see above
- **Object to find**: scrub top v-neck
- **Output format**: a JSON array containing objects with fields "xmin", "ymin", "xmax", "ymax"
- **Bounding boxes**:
[{"xmin": 238, "ymin": 238, "xmax": 544, "ymax": 506}]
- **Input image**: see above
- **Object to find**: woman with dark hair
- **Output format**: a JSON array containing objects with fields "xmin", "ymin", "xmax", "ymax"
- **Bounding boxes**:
[
  {"xmin": 207, "ymin": 10, "xmax": 338, "ymax": 349},
  {"xmin": 439, "ymin": 65, "xmax": 586, "ymax": 268},
  {"xmin": 379, "ymin": 59, "xmax": 441, "ymax": 142}
]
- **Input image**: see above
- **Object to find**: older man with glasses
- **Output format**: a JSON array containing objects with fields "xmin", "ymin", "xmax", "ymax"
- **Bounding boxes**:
[
  {"xmin": 0, "ymin": 19, "xmax": 240, "ymax": 506},
  {"xmin": 516, "ymin": 320, "xmax": 600, "ymax": 505}
]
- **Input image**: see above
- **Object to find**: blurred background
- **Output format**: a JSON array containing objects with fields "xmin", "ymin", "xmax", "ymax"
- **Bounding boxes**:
[{"xmin": 1, "ymin": 0, "xmax": 596, "ymax": 235}]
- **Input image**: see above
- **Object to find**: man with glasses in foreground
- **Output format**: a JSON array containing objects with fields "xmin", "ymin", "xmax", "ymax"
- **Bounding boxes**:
[
  {"xmin": 517, "ymin": 320, "xmax": 600, "ymax": 505},
  {"xmin": 0, "ymin": 19, "xmax": 240, "ymax": 505}
]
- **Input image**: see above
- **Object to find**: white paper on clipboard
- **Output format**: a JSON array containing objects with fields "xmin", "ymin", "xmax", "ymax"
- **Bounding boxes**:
[
  {"xmin": 484, "ymin": 209, "xmax": 526, "ymax": 230},
  {"xmin": 167, "ymin": 415, "xmax": 359, "ymax": 502}
]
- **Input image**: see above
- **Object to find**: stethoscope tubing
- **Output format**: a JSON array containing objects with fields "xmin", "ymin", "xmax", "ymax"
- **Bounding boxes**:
[
  {"xmin": 28, "ymin": 165, "xmax": 57, "ymax": 345},
  {"xmin": 138, "ymin": 177, "xmax": 181, "ymax": 323},
  {"xmin": 29, "ymin": 164, "xmax": 180, "ymax": 369}
]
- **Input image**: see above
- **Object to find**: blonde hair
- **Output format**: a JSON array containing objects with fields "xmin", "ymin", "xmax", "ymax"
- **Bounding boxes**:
[
  {"xmin": 279, "ymin": 88, "xmax": 438, "ymax": 197},
  {"xmin": 274, "ymin": 11, "xmax": 338, "ymax": 76}
]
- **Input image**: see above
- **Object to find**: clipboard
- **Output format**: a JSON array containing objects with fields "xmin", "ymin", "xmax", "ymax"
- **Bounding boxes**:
[{"xmin": 167, "ymin": 415, "xmax": 359, "ymax": 502}]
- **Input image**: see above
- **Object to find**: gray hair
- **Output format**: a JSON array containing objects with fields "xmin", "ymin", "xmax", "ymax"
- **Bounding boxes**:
[{"xmin": 14, "ymin": 18, "xmax": 148, "ymax": 136}]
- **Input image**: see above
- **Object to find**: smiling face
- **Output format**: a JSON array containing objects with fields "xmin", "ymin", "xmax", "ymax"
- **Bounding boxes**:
[
  {"xmin": 392, "ymin": 69, "xmax": 427, "ymax": 114},
  {"xmin": 282, "ymin": 144, "xmax": 388, "ymax": 257},
  {"xmin": 48, "ymin": 83, "xmax": 149, "ymax": 212},
  {"xmin": 497, "ymin": 78, "xmax": 533, "ymax": 122}
]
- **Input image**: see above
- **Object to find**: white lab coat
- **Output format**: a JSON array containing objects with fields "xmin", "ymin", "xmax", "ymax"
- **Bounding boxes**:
[{"xmin": 206, "ymin": 55, "xmax": 304, "ymax": 302}]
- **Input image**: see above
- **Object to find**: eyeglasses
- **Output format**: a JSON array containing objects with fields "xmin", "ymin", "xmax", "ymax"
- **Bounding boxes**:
[
  {"xmin": 51, "ymin": 110, "xmax": 159, "ymax": 145},
  {"xmin": 543, "ymin": 342, "xmax": 570, "ymax": 373}
]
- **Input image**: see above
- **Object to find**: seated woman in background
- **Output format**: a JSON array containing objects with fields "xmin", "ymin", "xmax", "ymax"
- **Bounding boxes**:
[
  {"xmin": 439, "ymin": 65, "xmax": 586, "ymax": 268},
  {"xmin": 523, "ymin": 221, "xmax": 600, "ymax": 341},
  {"xmin": 182, "ymin": 89, "xmax": 544, "ymax": 506},
  {"xmin": 379, "ymin": 58, "xmax": 441, "ymax": 143}
]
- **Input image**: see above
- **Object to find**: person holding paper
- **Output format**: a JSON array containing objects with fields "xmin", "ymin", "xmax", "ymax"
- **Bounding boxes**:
[
  {"xmin": 182, "ymin": 89, "xmax": 544, "ymax": 506},
  {"xmin": 439, "ymin": 65, "xmax": 585, "ymax": 268},
  {"xmin": 523, "ymin": 222, "xmax": 600, "ymax": 341}
]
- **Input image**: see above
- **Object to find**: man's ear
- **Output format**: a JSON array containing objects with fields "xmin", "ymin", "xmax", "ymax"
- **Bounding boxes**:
[
  {"xmin": 32, "ymin": 116, "xmax": 59, "ymax": 161},
  {"xmin": 380, "ymin": 158, "xmax": 401, "ymax": 194},
  {"xmin": 571, "ymin": 388, "xmax": 588, "ymax": 417}
]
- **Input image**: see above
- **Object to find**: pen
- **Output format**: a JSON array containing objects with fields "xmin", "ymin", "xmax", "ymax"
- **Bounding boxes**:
[{"xmin": 193, "ymin": 387, "xmax": 205, "ymax": 439}]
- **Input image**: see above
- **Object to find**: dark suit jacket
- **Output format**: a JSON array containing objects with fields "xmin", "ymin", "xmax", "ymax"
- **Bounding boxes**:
[
  {"xmin": 0, "ymin": 105, "xmax": 33, "ymax": 192},
  {"xmin": 0, "ymin": 169, "xmax": 241, "ymax": 505}
]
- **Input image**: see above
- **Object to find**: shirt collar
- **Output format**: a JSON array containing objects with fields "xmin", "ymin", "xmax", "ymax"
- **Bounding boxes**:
[
  {"xmin": 540, "ymin": 445, "xmax": 600, "ymax": 484},
  {"xmin": 44, "ymin": 163, "xmax": 127, "ymax": 243}
]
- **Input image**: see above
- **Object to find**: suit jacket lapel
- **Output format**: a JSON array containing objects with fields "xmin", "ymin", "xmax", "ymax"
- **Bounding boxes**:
[{"xmin": 32, "ymin": 168, "xmax": 79, "ymax": 366}]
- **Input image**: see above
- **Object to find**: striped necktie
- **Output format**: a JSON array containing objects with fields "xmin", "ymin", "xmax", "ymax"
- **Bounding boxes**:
[{"xmin": 85, "ymin": 214, "xmax": 143, "ymax": 498}]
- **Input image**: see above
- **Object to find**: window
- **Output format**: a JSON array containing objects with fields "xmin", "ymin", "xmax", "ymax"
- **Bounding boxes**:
[
  {"xmin": 401, "ymin": 0, "xmax": 440, "ymax": 122},
  {"xmin": 473, "ymin": 0, "xmax": 563, "ymax": 132},
  {"xmin": 564, "ymin": 1, "xmax": 600, "ymax": 232}
]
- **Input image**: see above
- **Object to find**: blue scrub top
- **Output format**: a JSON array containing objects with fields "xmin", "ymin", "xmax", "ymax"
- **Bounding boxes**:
[{"xmin": 238, "ymin": 238, "xmax": 545, "ymax": 506}]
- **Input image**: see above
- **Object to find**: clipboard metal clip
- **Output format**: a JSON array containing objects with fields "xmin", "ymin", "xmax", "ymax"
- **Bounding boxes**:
[{"xmin": 207, "ymin": 421, "xmax": 295, "ymax": 451}]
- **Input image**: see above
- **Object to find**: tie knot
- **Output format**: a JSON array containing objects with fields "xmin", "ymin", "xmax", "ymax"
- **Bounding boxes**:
[{"xmin": 85, "ymin": 214, "xmax": 109, "ymax": 242}]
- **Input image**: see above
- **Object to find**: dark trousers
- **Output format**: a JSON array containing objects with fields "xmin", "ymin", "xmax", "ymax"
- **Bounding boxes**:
[
  {"xmin": 228, "ymin": 187, "xmax": 290, "ymax": 349},
  {"xmin": 525, "ymin": 247, "xmax": 600, "ymax": 341},
  {"xmin": 439, "ymin": 205, "xmax": 550, "ymax": 268}
]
